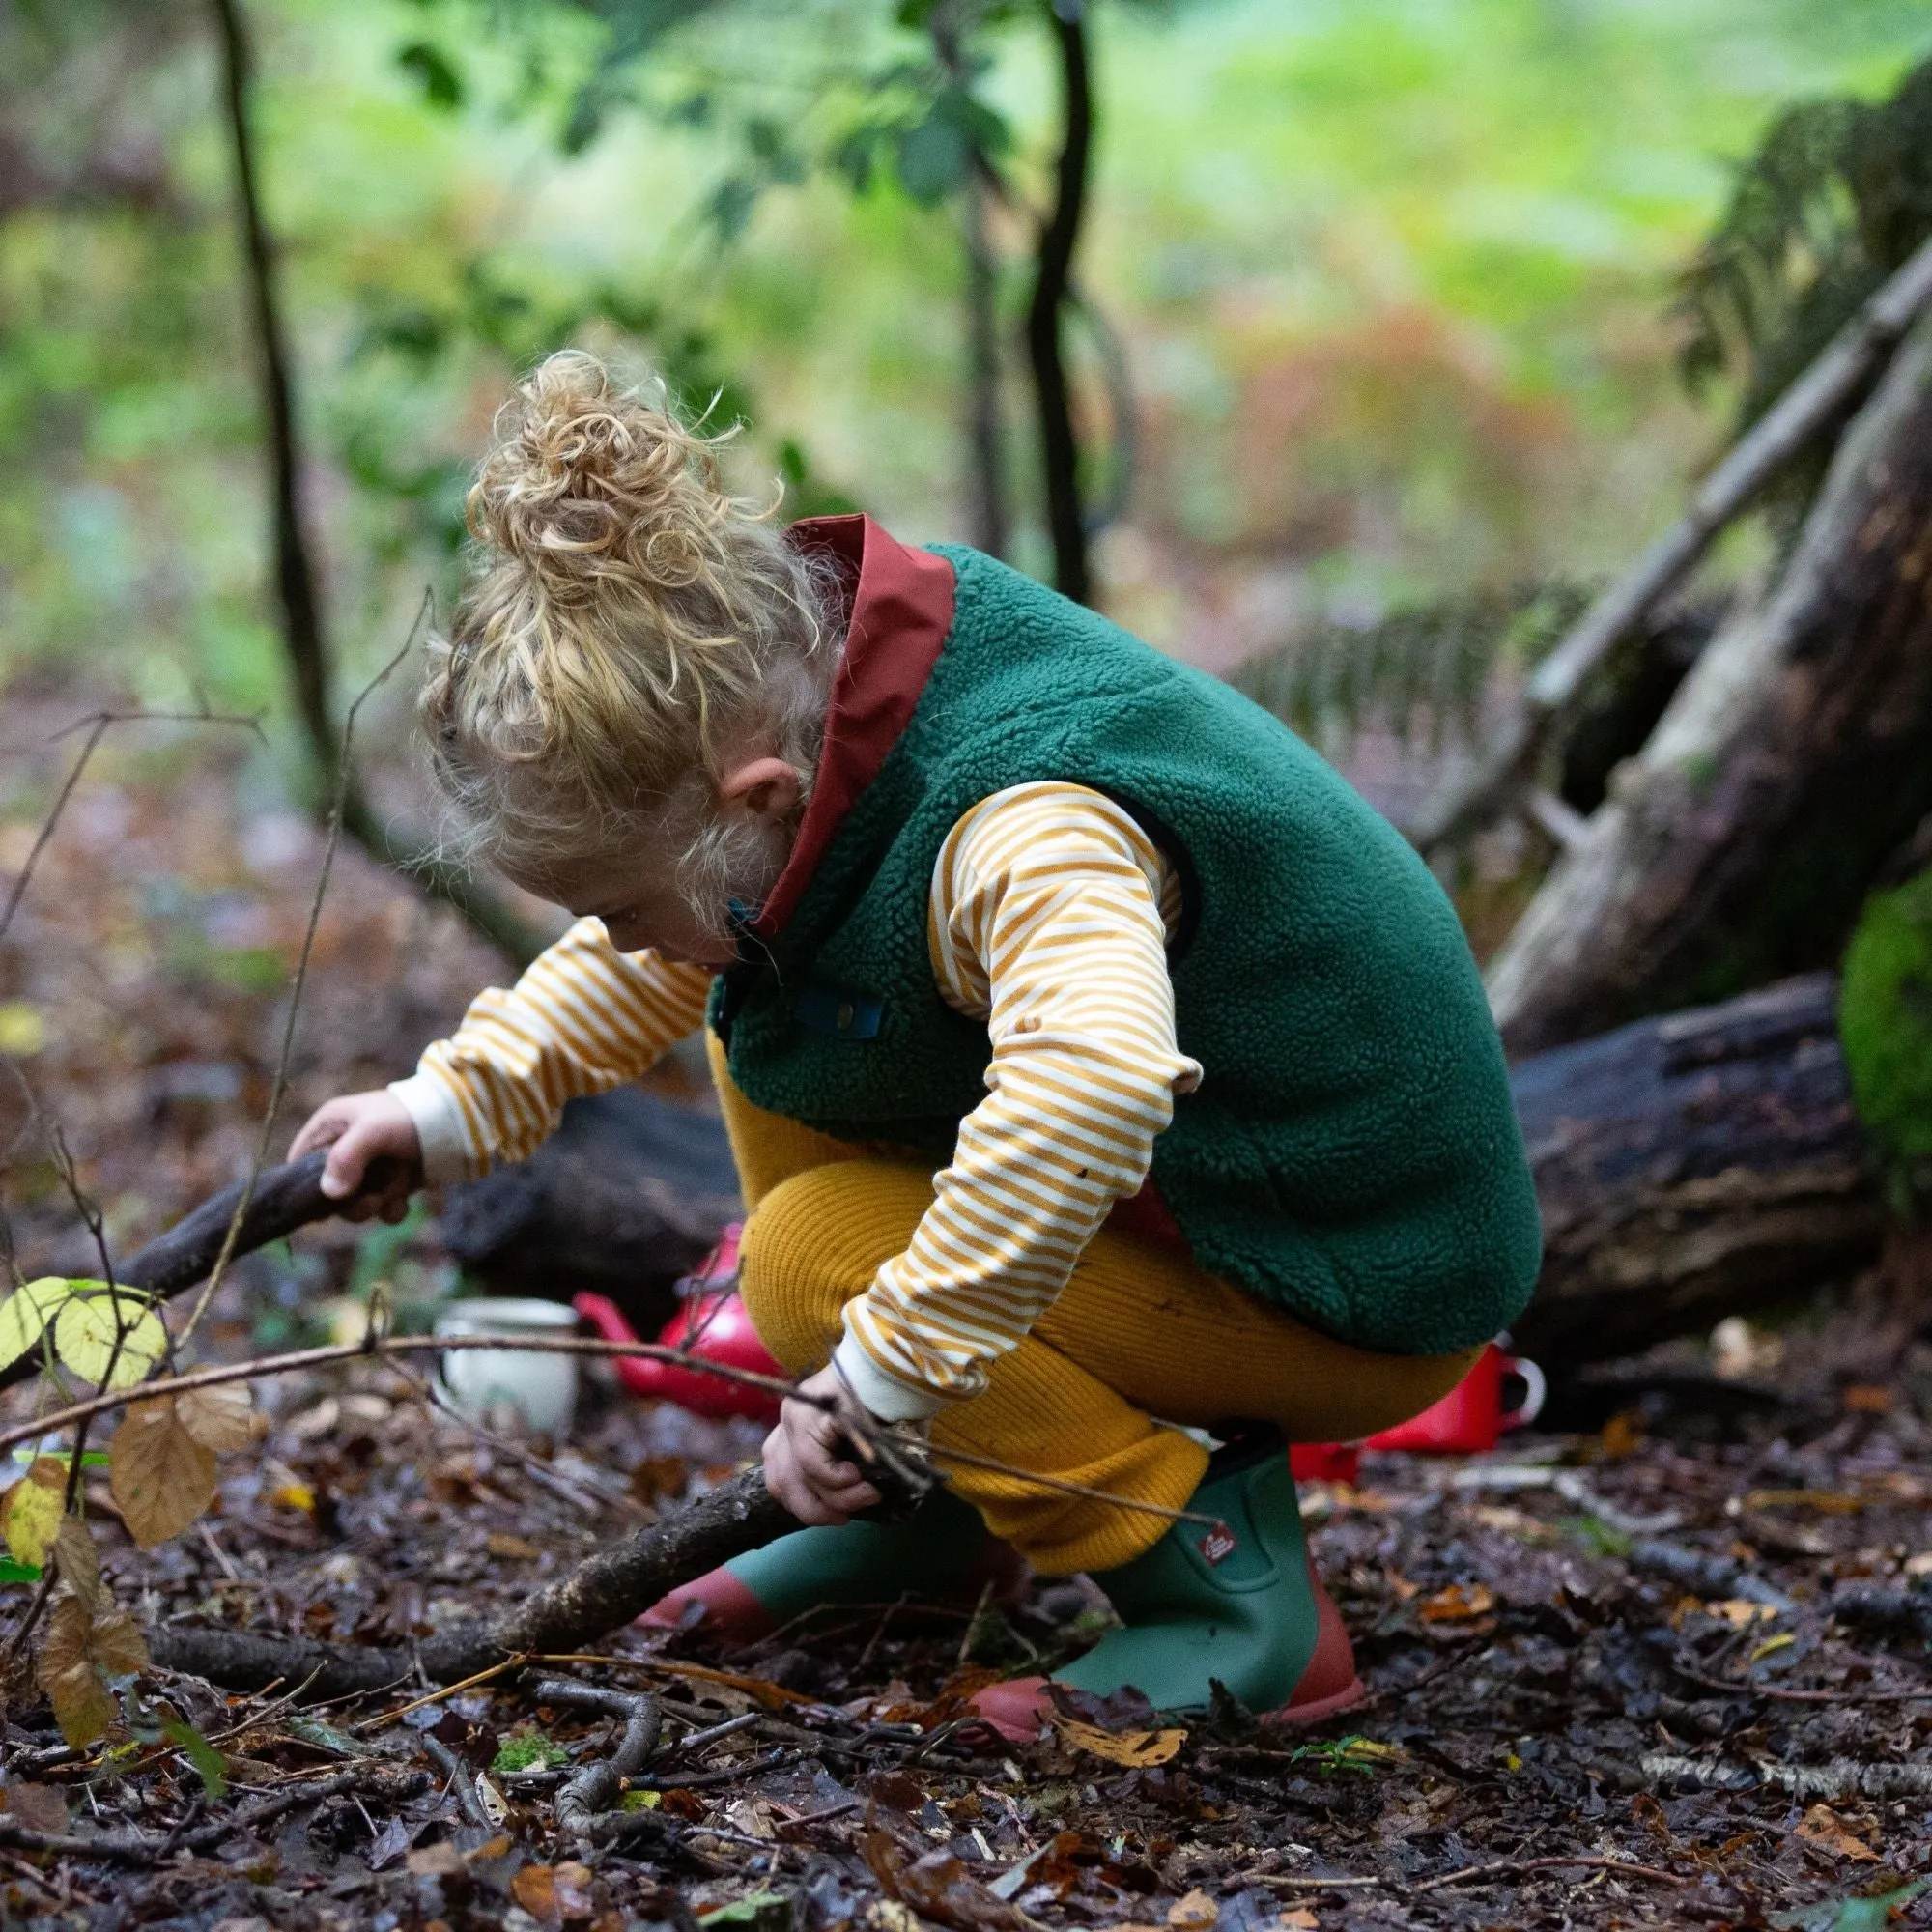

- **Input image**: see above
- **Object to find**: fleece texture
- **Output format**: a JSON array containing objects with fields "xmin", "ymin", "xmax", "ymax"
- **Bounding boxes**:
[{"xmin": 714, "ymin": 545, "xmax": 1542, "ymax": 1355}]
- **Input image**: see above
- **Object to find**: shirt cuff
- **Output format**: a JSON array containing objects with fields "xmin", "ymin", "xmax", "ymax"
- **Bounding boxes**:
[
  {"xmin": 386, "ymin": 1072, "xmax": 476, "ymax": 1188},
  {"xmin": 833, "ymin": 1331, "xmax": 951, "ymax": 1423}
]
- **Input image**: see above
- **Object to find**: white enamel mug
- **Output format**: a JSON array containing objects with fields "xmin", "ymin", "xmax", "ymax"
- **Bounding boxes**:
[{"xmin": 434, "ymin": 1297, "xmax": 581, "ymax": 1437}]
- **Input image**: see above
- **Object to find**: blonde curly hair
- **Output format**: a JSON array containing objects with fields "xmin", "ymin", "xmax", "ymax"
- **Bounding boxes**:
[{"xmin": 423, "ymin": 351, "xmax": 839, "ymax": 930}]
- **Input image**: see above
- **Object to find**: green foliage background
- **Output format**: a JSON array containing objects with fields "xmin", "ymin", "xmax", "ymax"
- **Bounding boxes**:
[{"xmin": 1, "ymin": 0, "xmax": 1929, "ymax": 776}]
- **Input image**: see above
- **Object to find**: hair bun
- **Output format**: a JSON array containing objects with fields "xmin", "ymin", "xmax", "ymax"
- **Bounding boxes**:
[{"xmin": 467, "ymin": 351, "xmax": 728, "ymax": 602}]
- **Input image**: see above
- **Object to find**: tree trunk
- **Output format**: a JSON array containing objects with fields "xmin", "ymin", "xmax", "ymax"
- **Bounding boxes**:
[
  {"xmin": 1486, "ymin": 311, "xmax": 1932, "ymax": 1057},
  {"xmin": 1026, "ymin": 0, "xmax": 1093, "ymax": 604},
  {"xmin": 1509, "ymin": 974, "xmax": 1883, "ymax": 1371}
]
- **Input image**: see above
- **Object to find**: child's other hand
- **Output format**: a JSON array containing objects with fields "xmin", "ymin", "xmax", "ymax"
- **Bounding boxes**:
[
  {"xmin": 288, "ymin": 1091, "xmax": 423, "ymax": 1223},
  {"xmin": 762, "ymin": 1364, "xmax": 885, "ymax": 1526}
]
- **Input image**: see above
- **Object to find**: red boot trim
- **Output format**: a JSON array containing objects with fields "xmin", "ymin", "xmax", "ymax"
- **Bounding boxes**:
[
  {"xmin": 1264, "ymin": 1555, "xmax": 1363, "ymax": 1726},
  {"xmin": 637, "ymin": 1567, "xmax": 776, "ymax": 1644}
]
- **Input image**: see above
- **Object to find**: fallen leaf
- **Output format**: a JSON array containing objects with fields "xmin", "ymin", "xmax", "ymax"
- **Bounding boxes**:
[
  {"xmin": 50, "ymin": 1290, "xmax": 166, "ymax": 1390},
  {"xmin": 110, "ymin": 1399, "xmax": 217, "ymax": 1549},
  {"xmin": 1279, "ymin": 1913, "xmax": 1320, "ymax": 1931},
  {"xmin": 474, "ymin": 1772, "xmax": 508, "ymax": 1827},
  {"xmin": 1795, "ymin": 1803, "xmax": 1880, "ymax": 1861},
  {"xmin": 52, "ymin": 1516, "xmax": 102, "ymax": 1614},
  {"xmin": 270, "ymin": 1480, "xmax": 316, "ymax": 1514},
  {"xmin": 1748, "ymin": 1632, "xmax": 1796, "ymax": 1664},
  {"xmin": 511, "ymin": 1862, "xmax": 560, "ymax": 1926},
  {"xmin": 1, "ymin": 1459, "xmax": 68, "ymax": 1568},
  {"xmin": 406, "ymin": 1842, "xmax": 465, "ymax": 1877},
  {"xmin": 37, "ymin": 1598, "xmax": 113, "ymax": 1747},
  {"xmin": 2, "ymin": 1781, "xmax": 68, "ymax": 1833},
  {"xmin": 1055, "ymin": 1718, "xmax": 1186, "ymax": 1767},
  {"xmin": 0, "ymin": 1279, "xmax": 72, "ymax": 1373},
  {"xmin": 865, "ymin": 1829, "xmax": 1023, "ymax": 1932},
  {"xmin": 486, "ymin": 1531, "xmax": 541, "ymax": 1561},
  {"xmin": 1417, "ymin": 1582, "xmax": 1496, "ymax": 1623},
  {"xmin": 1168, "ymin": 1890, "xmax": 1219, "ymax": 1931},
  {"xmin": 1707, "ymin": 1599, "xmax": 1779, "ymax": 1629},
  {"xmin": 175, "ymin": 1382, "xmax": 262, "ymax": 1454}
]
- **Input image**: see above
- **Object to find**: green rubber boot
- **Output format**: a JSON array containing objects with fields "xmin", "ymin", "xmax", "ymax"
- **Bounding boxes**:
[
  {"xmin": 640, "ymin": 1484, "xmax": 1023, "ymax": 1642},
  {"xmin": 972, "ymin": 1429, "xmax": 1361, "ymax": 1738}
]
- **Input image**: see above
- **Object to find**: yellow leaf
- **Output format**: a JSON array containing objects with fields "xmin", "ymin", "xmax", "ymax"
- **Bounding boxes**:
[
  {"xmin": 271, "ymin": 1481, "xmax": 315, "ymax": 1514},
  {"xmin": 174, "ymin": 1383, "xmax": 260, "ymax": 1454},
  {"xmin": 109, "ymin": 1399, "xmax": 216, "ymax": 1549},
  {"xmin": 1054, "ymin": 1718, "xmax": 1187, "ymax": 1767},
  {"xmin": 0, "ymin": 1278, "xmax": 74, "ymax": 1373},
  {"xmin": 0, "ymin": 1458, "xmax": 67, "ymax": 1567},
  {"xmin": 51, "ymin": 1290, "xmax": 166, "ymax": 1390},
  {"xmin": 37, "ymin": 1598, "xmax": 112, "ymax": 1748},
  {"xmin": 1747, "ymin": 1632, "xmax": 1796, "ymax": 1665},
  {"xmin": 52, "ymin": 1515, "xmax": 101, "ymax": 1614},
  {"xmin": 0, "ymin": 1002, "xmax": 44, "ymax": 1057}
]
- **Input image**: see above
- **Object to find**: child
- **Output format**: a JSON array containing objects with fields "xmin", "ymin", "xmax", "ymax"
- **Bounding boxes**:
[{"xmin": 293, "ymin": 351, "xmax": 1541, "ymax": 1736}]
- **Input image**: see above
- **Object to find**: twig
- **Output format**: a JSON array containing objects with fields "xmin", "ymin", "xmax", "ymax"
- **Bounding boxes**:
[
  {"xmin": 1672, "ymin": 1660, "xmax": 1932, "ymax": 1704},
  {"xmin": 422, "ymin": 1732, "xmax": 494, "ymax": 1830},
  {"xmin": 181, "ymin": 1764, "xmax": 428, "ymax": 1851},
  {"xmin": 535, "ymin": 1678, "xmax": 663, "ymax": 1840},
  {"xmin": 353, "ymin": 1656, "xmax": 529, "ymax": 1736},
  {"xmin": 395, "ymin": 1358, "xmax": 644, "ymax": 1520},
  {"xmin": 631, "ymin": 1747, "xmax": 798, "ymax": 1791},
  {"xmin": 0, "ymin": 707, "xmax": 263, "ymax": 951},
  {"xmin": 926, "ymin": 1438, "xmax": 1223, "ymax": 1532},
  {"xmin": 176, "ymin": 604, "xmax": 425, "ymax": 1350},
  {"xmin": 1258, "ymin": 1854, "xmax": 1685, "ymax": 1894}
]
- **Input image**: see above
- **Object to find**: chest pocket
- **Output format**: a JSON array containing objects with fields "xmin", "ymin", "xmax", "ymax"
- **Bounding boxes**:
[{"xmin": 792, "ymin": 982, "xmax": 885, "ymax": 1041}]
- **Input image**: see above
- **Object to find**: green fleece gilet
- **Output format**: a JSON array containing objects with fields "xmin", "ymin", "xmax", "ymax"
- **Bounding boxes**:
[{"xmin": 714, "ymin": 547, "xmax": 1541, "ymax": 1355}]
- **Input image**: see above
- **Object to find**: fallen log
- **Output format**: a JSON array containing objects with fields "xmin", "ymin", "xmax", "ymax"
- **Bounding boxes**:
[
  {"xmin": 1509, "ymin": 972, "xmax": 1883, "ymax": 1368},
  {"xmin": 1486, "ymin": 307, "xmax": 1932, "ymax": 1055}
]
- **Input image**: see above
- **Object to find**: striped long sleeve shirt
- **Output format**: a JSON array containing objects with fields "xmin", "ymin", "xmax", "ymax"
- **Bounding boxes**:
[{"xmin": 389, "ymin": 781, "xmax": 1201, "ymax": 1421}]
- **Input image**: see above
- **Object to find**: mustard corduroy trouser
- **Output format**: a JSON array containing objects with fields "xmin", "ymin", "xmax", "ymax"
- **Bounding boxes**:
[{"xmin": 710, "ymin": 1035, "xmax": 1478, "ymax": 1576}]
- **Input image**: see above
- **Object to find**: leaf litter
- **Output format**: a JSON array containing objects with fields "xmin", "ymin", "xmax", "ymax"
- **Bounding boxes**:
[{"xmin": 0, "ymin": 702, "xmax": 1928, "ymax": 1926}]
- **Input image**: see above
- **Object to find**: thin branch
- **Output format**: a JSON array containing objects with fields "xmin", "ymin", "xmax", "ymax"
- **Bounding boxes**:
[
  {"xmin": 1026, "ymin": 0, "xmax": 1094, "ymax": 603},
  {"xmin": 175, "ymin": 603, "xmax": 425, "ymax": 1350},
  {"xmin": 1408, "ymin": 224, "xmax": 1932, "ymax": 855}
]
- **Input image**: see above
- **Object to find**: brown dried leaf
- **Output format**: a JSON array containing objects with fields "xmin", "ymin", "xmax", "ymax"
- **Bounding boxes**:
[
  {"xmin": 1795, "ymin": 1803, "xmax": 1880, "ymax": 1861},
  {"xmin": 2, "ymin": 1780, "xmax": 69, "ymax": 1834},
  {"xmin": 0, "ymin": 1459, "xmax": 67, "ymax": 1568},
  {"xmin": 110, "ymin": 1398, "xmax": 217, "ymax": 1549},
  {"xmin": 1054, "ymin": 1718, "xmax": 1186, "ymax": 1767},
  {"xmin": 511, "ymin": 1864, "xmax": 561, "ymax": 1928},
  {"xmin": 1279, "ymin": 1912, "xmax": 1320, "ymax": 1930},
  {"xmin": 865, "ymin": 1831, "xmax": 1024, "ymax": 1932},
  {"xmin": 88, "ymin": 1608, "xmax": 148, "ymax": 1679},
  {"xmin": 1417, "ymin": 1582, "xmax": 1496, "ymax": 1623},
  {"xmin": 37, "ymin": 1598, "xmax": 111, "ymax": 1748},
  {"xmin": 1168, "ymin": 1890, "xmax": 1219, "ymax": 1931},
  {"xmin": 174, "ymin": 1382, "xmax": 262, "ymax": 1454},
  {"xmin": 52, "ymin": 1516, "xmax": 102, "ymax": 1614}
]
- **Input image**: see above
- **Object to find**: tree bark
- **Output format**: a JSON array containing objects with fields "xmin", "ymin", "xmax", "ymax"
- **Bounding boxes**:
[
  {"xmin": 1026, "ymin": 0, "xmax": 1093, "ymax": 604},
  {"xmin": 1509, "ymin": 974, "xmax": 1883, "ymax": 1370},
  {"xmin": 1487, "ymin": 310, "xmax": 1932, "ymax": 1056}
]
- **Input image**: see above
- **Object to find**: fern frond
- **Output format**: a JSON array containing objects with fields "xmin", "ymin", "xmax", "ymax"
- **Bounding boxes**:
[{"xmin": 1231, "ymin": 582, "xmax": 1593, "ymax": 755}]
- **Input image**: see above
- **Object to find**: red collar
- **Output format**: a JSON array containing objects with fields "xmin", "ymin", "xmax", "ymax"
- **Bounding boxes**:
[{"xmin": 752, "ymin": 515, "xmax": 956, "ymax": 940}]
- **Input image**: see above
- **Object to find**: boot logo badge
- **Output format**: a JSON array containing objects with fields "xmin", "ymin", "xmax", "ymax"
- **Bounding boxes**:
[{"xmin": 1198, "ymin": 1521, "xmax": 1238, "ymax": 1566}]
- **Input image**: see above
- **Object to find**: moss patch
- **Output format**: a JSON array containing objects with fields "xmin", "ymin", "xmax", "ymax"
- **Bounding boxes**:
[{"xmin": 1839, "ymin": 869, "xmax": 1932, "ymax": 1214}]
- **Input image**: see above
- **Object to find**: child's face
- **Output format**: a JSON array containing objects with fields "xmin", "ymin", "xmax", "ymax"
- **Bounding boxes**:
[
  {"xmin": 526, "ymin": 848, "xmax": 740, "ymax": 968},
  {"xmin": 513, "ymin": 753, "xmax": 806, "ymax": 968}
]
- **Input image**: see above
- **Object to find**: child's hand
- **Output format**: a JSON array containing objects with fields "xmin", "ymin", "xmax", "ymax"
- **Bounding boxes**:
[
  {"xmin": 288, "ymin": 1091, "xmax": 423, "ymax": 1224},
  {"xmin": 762, "ymin": 1364, "xmax": 885, "ymax": 1526}
]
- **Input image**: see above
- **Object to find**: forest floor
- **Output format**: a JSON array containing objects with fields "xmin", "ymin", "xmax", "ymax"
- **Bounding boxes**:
[{"xmin": 0, "ymin": 692, "xmax": 1929, "ymax": 1931}]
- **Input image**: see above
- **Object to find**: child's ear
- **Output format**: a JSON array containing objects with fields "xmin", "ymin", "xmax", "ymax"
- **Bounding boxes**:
[{"xmin": 718, "ymin": 755, "xmax": 803, "ymax": 824}]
